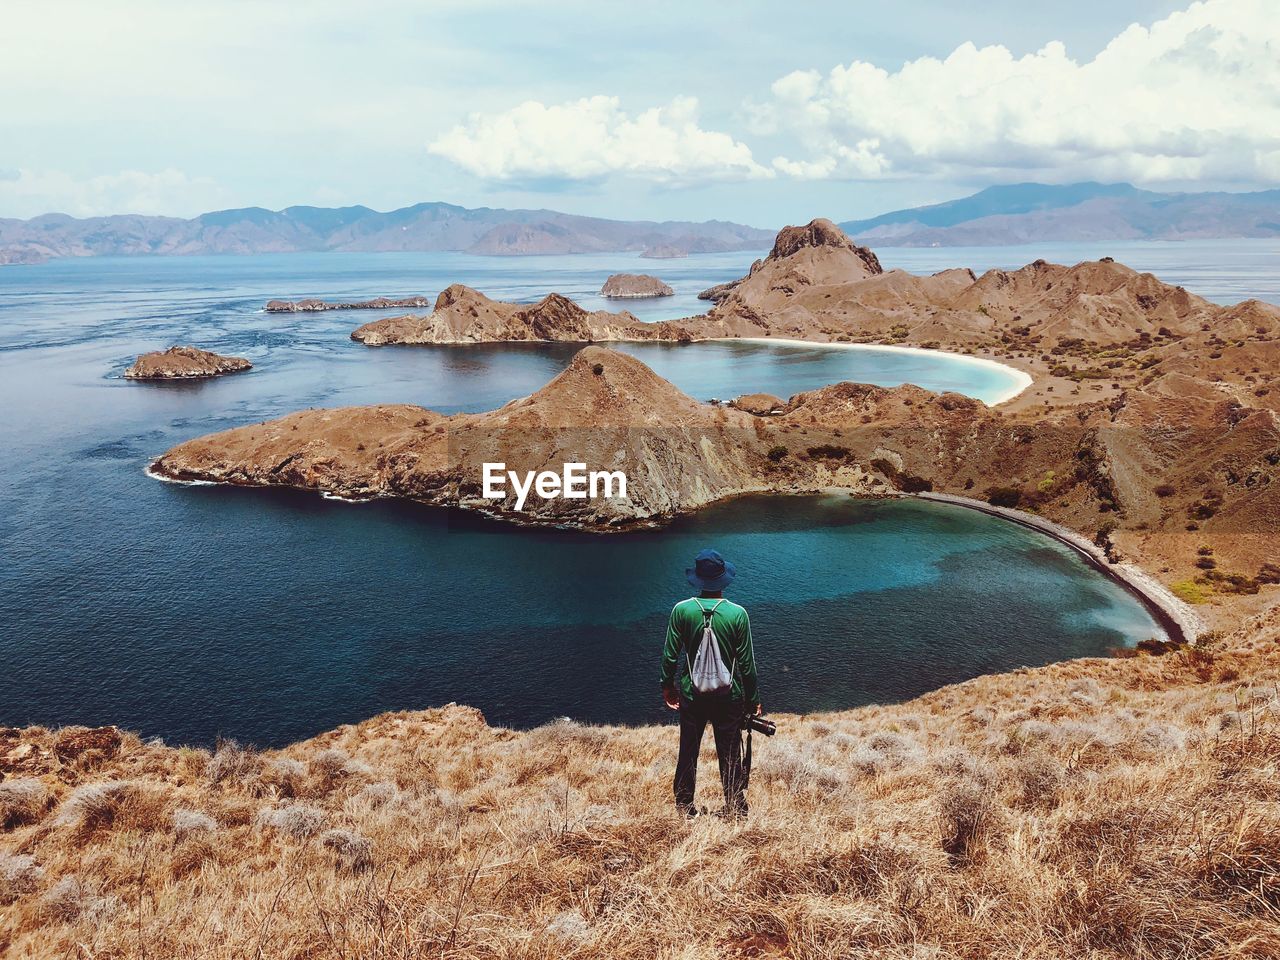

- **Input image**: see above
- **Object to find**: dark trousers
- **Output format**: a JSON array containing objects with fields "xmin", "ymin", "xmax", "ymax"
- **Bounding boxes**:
[{"xmin": 673, "ymin": 694, "xmax": 747, "ymax": 816}]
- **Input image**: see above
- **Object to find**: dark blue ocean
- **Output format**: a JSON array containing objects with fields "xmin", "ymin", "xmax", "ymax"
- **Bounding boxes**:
[{"xmin": 6, "ymin": 240, "xmax": 1264, "ymax": 747}]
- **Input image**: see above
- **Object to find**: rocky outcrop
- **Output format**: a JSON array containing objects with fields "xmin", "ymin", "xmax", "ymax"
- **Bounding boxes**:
[
  {"xmin": 124, "ymin": 346, "xmax": 252, "ymax": 381},
  {"xmin": 265, "ymin": 296, "xmax": 431, "ymax": 313},
  {"xmin": 599, "ymin": 273, "xmax": 674, "ymax": 298},
  {"xmin": 698, "ymin": 219, "xmax": 886, "ymax": 336},
  {"xmin": 769, "ymin": 219, "xmax": 883, "ymax": 272},
  {"xmin": 350, "ymin": 285, "xmax": 676, "ymax": 345},
  {"xmin": 697, "ymin": 276, "xmax": 747, "ymax": 302}
]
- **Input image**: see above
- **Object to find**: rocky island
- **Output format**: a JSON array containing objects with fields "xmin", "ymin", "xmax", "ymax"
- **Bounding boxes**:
[
  {"xmin": 640, "ymin": 244, "xmax": 689, "ymax": 259},
  {"xmin": 349, "ymin": 284, "xmax": 676, "ymax": 345},
  {"xmin": 599, "ymin": 273, "xmax": 674, "ymax": 298},
  {"xmin": 264, "ymin": 296, "xmax": 432, "ymax": 313},
  {"xmin": 124, "ymin": 345, "xmax": 252, "ymax": 381}
]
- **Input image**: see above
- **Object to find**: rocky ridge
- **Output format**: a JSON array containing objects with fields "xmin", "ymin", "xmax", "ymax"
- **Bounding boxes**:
[{"xmin": 350, "ymin": 285, "xmax": 681, "ymax": 346}]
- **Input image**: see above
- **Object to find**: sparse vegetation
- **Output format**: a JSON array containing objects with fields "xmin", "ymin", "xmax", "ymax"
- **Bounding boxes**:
[
  {"xmin": 5, "ymin": 638, "xmax": 1280, "ymax": 958},
  {"xmin": 1171, "ymin": 579, "xmax": 1211, "ymax": 604}
]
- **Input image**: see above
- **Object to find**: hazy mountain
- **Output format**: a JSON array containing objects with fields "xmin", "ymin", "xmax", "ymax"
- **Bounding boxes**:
[
  {"xmin": 840, "ymin": 182, "xmax": 1280, "ymax": 246},
  {"xmin": 0, "ymin": 201, "xmax": 773, "ymax": 261}
]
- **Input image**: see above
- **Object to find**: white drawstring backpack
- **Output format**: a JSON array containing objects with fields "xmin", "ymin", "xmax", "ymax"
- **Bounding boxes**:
[{"xmin": 687, "ymin": 598, "xmax": 735, "ymax": 694}]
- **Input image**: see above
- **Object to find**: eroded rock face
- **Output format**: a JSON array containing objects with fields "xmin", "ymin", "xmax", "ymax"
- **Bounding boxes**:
[
  {"xmin": 770, "ymin": 219, "xmax": 883, "ymax": 273},
  {"xmin": 696, "ymin": 219, "xmax": 887, "ymax": 336},
  {"xmin": 124, "ymin": 346, "xmax": 252, "ymax": 381},
  {"xmin": 599, "ymin": 274, "xmax": 674, "ymax": 299},
  {"xmin": 350, "ymin": 285, "xmax": 671, "ymax": 345}
]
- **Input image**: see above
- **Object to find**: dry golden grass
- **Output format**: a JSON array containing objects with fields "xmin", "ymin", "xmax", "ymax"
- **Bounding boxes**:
[{"xmin": 3, "ymin": 611, "xmax": 1280, "ymax": 959}]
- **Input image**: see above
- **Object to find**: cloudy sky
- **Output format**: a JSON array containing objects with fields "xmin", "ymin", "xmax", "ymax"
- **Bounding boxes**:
[{"xmin": 2, "ymin": 0, "xmax": 1276, "ymax": 224}]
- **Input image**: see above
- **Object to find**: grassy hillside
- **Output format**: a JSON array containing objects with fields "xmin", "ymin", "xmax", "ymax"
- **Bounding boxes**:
[{"xmin": 3, "ymin": 610, "xmax": 1279, "ymax": 959}]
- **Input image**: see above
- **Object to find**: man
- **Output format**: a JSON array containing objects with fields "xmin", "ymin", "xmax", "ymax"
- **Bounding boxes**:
[{"xmin": 660, "ymin": 548, "xmax": 761, "ymax": 818}]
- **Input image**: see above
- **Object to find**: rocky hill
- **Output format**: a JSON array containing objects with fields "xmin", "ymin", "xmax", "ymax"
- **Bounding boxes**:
[
  {"xmin": 0, "ymin": 203, "xmax": 772, "ymax": 261},
  {"xmin": 349, "ymin": 286, "xmax": 674, "ymax": 345}
]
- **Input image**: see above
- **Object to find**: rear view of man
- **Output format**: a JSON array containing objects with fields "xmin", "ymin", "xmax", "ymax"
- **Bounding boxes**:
[{"xmin": 660, "ymin": 548, "xmax": 761, "ymax": 818}]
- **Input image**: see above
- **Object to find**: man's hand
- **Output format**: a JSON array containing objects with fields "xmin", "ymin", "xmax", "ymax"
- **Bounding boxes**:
[
  {"xmin": 662, "ymin": 686, "xmax": 680, "ymax": 711},
  {"xmin": 752, "ymin": 702, "xmax": 763, "ymax": 716}
]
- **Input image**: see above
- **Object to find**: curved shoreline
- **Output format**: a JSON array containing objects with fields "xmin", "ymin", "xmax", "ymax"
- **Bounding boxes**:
[
  {"xmin": 905, "ymin": 491, "xmax": 1205, "ymax": 645},
  {"xmin": 149, "ymin": 449, "xmax": 1194, "ymax": 645},
  {"xmin": 726, "ymin": 337, "xmax": 1034, "ymax": 405}
]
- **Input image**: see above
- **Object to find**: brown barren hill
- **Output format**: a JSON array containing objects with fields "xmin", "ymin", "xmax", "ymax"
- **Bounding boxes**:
[
  {"xmin": 350, "ymin": 285, "xmax": 669, "ymax": 345},
  {"xmin": 153, "ymin": 347, "xmax": 781, "ymax": 528},
  {"xmin": 124, "ymin": 346, "xmax": 252, "ymax": 380}
]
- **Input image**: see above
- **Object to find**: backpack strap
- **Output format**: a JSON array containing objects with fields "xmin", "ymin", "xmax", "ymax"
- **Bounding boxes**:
[
  {"xmin": 686, "ymin": 598, "xmax": 735, "ymax": 683},
  {"xmin": 685, "ymin": 598, "xmax": 727, "ymax": 673}
]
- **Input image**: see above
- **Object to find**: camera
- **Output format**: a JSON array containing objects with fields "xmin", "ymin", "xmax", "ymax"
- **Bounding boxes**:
[{"xmin": 743, "ymin": 714, "xmax": 777, "ymax": 736}]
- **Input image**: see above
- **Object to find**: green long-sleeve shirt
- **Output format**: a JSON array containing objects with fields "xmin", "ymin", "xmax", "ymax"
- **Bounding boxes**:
[{"xmin": 660, "ymin": 596, "xmax": 759, "ymax": 706}]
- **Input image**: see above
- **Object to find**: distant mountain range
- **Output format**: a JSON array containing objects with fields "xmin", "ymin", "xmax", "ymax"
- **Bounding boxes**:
[
  {"xmin": 0, "ymin": 202, "xmax": 773, "ymax": 262},
  {"xmin": 5, "ymin": 181, "xmax": 1280, "ymax": 262},
  {"xmin": 839, "ymin": 182, "xmax": 1280, "ymax": 246}
]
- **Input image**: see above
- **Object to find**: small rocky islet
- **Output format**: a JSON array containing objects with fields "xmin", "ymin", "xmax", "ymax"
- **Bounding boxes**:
[
  {"xmin": 124, "ymin": 345, "xmax": 252, "ymax": 381},
  {"xmin": 599, "ymin": 273, "xmax": 675, "ymax": 298}
]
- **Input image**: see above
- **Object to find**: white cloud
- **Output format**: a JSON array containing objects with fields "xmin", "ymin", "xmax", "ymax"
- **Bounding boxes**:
[
  {"xmin": 764, "ymin": 0, "xmax": 1280, "ymax": 186},
  {"xmin": 0, "ymin": 169, "xmax": 231, "ymax": 219},
  {"xmin": 428, "ymin": 95, "xmax": 772, "ymax": 185}
]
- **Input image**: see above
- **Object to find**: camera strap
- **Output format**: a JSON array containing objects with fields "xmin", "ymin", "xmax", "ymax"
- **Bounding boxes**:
[{"xmin": 742, "ymin": 725, "xmax": 753, "ymax": 789}]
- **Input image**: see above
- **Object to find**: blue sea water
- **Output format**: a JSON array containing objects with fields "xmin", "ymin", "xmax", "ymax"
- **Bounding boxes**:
[{"xmin": 3, "ymin": 240, "xmax": 1253, "ymax": 747}]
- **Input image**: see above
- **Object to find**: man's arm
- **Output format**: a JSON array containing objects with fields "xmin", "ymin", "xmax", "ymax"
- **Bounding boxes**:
[
  {"xmin": 737, "ymin": 611, "xmax": 760, "ymax": 710},
  {"xmin": 660, "ymin": 605, "xmax": 682, "ymax": 692}
]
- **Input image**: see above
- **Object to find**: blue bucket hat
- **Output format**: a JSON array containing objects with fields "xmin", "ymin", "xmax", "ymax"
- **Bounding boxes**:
[{"xmin": 686, "ymin": 548, "xmax": 736, "ymax": 591}]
